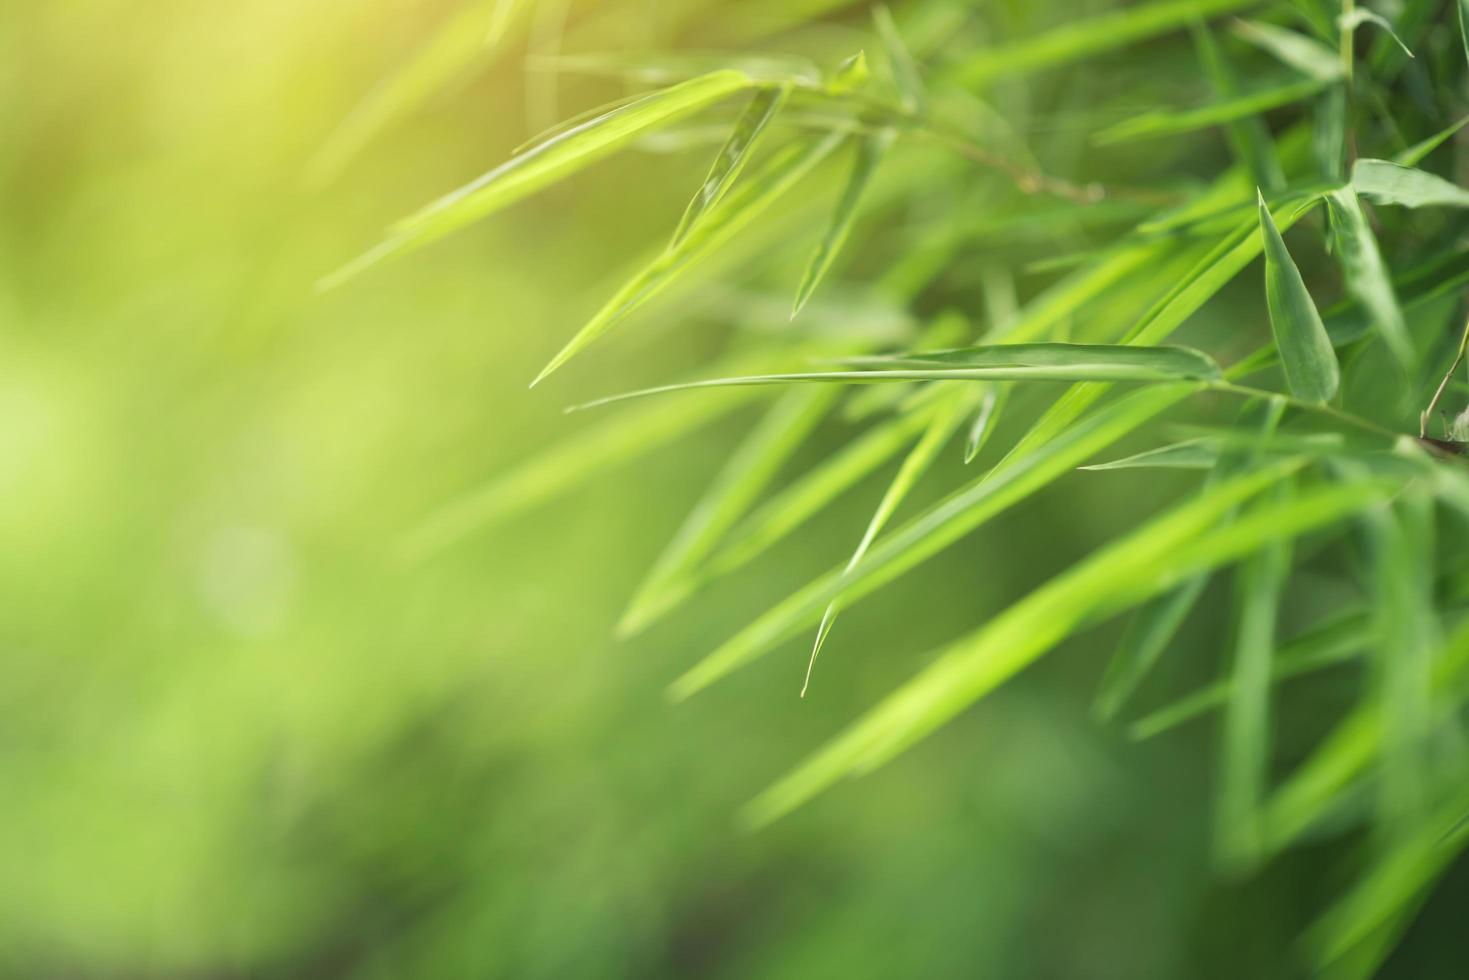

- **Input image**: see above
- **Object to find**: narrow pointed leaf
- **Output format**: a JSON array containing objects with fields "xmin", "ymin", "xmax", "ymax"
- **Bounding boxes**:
[
  {"xmin": 964, "ymin": 385, "xmax": 1007, "ymax": 463},
  {"xmin": 1080, "ymin": 438, "xmax": 1220, "ymax": 471},
  {"xmin": 827, "ymin": 51, "xmax": 870, "ymax": 93},
  {"xmin": 1095, "ymin": 78, "xmax": 1333, "ymax": 144},
  {"xmin": 793, "ymin": 132, "xmax": 894, "ymax": 318},
  {"xmin": 1093, "ymin": 575, "xmax": 1209, "ymax": 721},
  {"xmin": 744, "ymin": 470, "xmax": 1391, "ymax": 827},
  {"xmin": 1352, "ymin": 159, "xmax": 1469, "ymax": 209},
  {"xmin": 671, "ymin": 85, "xmax": 791, "ymax": 246},
  {"xmin": 619, "ymin": 385, "xmax": 840, "ymax": 637},
  {"xmin": 1259, "ymin": 191, "xmax": 1339, "ymax": 402},
  {"xmin": 669, "ymin": 383, "xmax": 1200, "ymax": 701},
  {"xmin": 1338, "ymin": 9, "xmax": 1413, "ymax": 58},
  {"xmin": 1232, "ymin": 19, "xmax": 1344, "ymax": 80},
  {"xmin": 805, "ymin": 390, "xmax": 973, "ymax": 695},
  {"xmin": 873, "ymin": 4, "xmax": 924, "ymax": 112},
  {"xmin": 1324, "ymin": 188, "xmax": 1412, "ymax": 369},
  {"xmin": 322, "ymin": 70, "xmax": 753, "ymax": 288},
  {"xmin": 534, "ymin": 132, "xmax": 843, "ymax": 385},
  {"xmin": 850, "ymin": 342, "xmax": 1223, "ymax": 379},
  {"xmin": 1393, "ymin": 116, "xmax": 1469, "ymax": 167}
]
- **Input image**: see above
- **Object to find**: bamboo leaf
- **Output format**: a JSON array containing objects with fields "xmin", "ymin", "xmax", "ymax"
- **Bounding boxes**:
[
  {"xmin": 1460, "ymin": 0, "xmax": 1469, "ymax": 67},
  {"xmin": 534, "ymin": 132, "xmax": 844, "ymax": 385},
  {"xmin": 1338, "ymin": 9, "xmax": 1413, "ymax": 59},
  {"xmin": 1352, "ymin": 159, "xmax": 1469, "ymax": 209},
  {"xmin": 321, "ymin": 70, "xmax": 754, "ymax": 289},
  {"xmin": 1080, "ymin": 438, "xmax": 1220, "ymax": 471},
  {"xmin": 827, "ymin": 51, "xmax": 871, "ymax": 94},
  {"xmin": 850, "ymin": 342, "xmax": 1224, "ymax": 378},
  {"xmin": 672, "ymin": 85, "xmax": 791, "ymax": 246},
  {"xmin": 1259, "ymin": 190, "xmax": 1339, "ymax": 403},
  {"xmin": 953, "ymin": 0, "xmax": 1263, "ymax": 87},
  {"xmin": 572, "ymin": 344, "xmax": 1223, "ymax": 411},
  {"xmin": 1393, "ymin": 116, "xmax": 1469, "ymax": 168},
  {"xmin": 1324, "ymin": 188, "xmax": 1412, "ymax": 369},
  {"xmin": 1093, "ymin": 575, "xmax": 1209, "ymax": 721},
  {"xmin": 618, "ymin": 385, "xmax": 841, "ymax": 637},
  {"xmin": 745, "ymin": 469, "xmax": 1391, "ymax": 827},
  {"xmin": 1232, "ymin": 19, "xmax": 1344, "ymax": 80},
  {"xmin": 669, "ymin": 384, "xmax": 1201, "ymax": 701},
  {"xmin": 805, "ymin": 390, "xmax": 974, "ymax": 696},
  {"xmin": 964, "ymin": 385, "xmax": 1007, "ymax": 464},
  {"xmin": 792, "ymin": 132, "xmax": 894, "ymax": 319}
]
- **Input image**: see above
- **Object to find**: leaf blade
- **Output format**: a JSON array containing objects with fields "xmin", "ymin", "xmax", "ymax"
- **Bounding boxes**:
[{"xmin": 1259, "ymin": 190, "xmax": 1339, "ymax": 402}]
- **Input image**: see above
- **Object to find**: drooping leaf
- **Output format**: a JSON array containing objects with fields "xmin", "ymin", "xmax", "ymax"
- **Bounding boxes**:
[
  {"xmin": 321, "ymin": 70, "xmax": 755, "ymax": 289},
  {"xmin": 669, "ymin": 383, "xmax": 1201, "ymax": 701},
  {"xmin": 953, "ymin": 0, "xmax": 1263, "ymax": 87},
  {"xmin": 744, "ymin": 469, "xmax": 1392, "ymax": 827},
  {"xmin": 534, "ymin": 132, "xmax": 844, "ymax": 385},
  {"xmin": 671, "ymin": 84, "xmax": 791, "ymax": 246},
  {"xmin": 618, "ymin": 385, "xmax": 841, "ymax": 638},
  {"xmin": 1338, "ymin": 9, "xmax": 1413, "ymax": 59},
  {"xmin": 792, "ymin": 132, "xmax": 894, "ymax": 318},
  {"xmin": 1259, "ymin": 190, "xmax": 1339, "ymax": 403},
  {"xmin": 709, "ymin": 404, "xmax": 938, "ymax": 577},
  {"xmin": 1352, "ymin": 159, "xmax": 1469, "ymax": 209},
  {"xmin": 1232, "ymin": 19, "xmax": 1344, "ymax": 80},
  {"xmin": 804, "ymin": 390, "xmax": 975, "ymax": 695},
  {"xmin": 1324, "ymin": 188, "xmax": 1412, "ymax": 369}
]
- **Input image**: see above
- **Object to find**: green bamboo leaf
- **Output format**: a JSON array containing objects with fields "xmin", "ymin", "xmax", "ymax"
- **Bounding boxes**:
[
  {"xmin": 533, "ymin": 132, "xmax": 844, "ymax": 385},
  {"xmin": 850, "ymin": 342, "xmax": 1224, "ymax": 379},
  {"xmin": 571, "ymin": 344, "xmax": 1223, "ymax": 411},
  {"xmin": 792, "ymin": 132, "xmax": 894, "ymax": 319},
  {"xmin": 671, "ymin": 85, "xmax": 791, "ymax": 246},
  {"xmin": 1192, "ymin": 20, "xmax": 1284, "ymax": 191},
  {"xmin": 708, "ymin": 404, "xmax": 939, "ymax": 577},
  {"xmin": 321, "ymin": 70, "xmax": 754, "ymax": 289},
  {"xmin": 1129, "ymin": 611, "xmax": 1372, "ymax": 740},
  {"xmin": 1259, "ymin": 190, "xmax": 1339, "ymax": 403},
  {"xmin": 1313, "ymin": 84, "xmax": 1348, "ymax": 183},
  {"xmin": 1460, "ymin": 0, "xmax": 1469, "ymax": 66},
  {"xmin": 1093, "ymin": 575, "xmax": 1210, "ymax": 721},
  {"xmin": 1095, "ymin": 78, "xmax": 1333, "ymax": 144},
  {"xmin": 1262, "ymin": 613, "xmax": 1469, "ymax": 855},
  {"xmin": 669, "ymin": 383, "xmax": 1201, "ymax": 701},
  {"xmin": 1080, "ymin": 438, "xmax": 1220, "ymax": 471},
  {"xmin": 953, "ymin": 0, "xmax": 1263, "ymax": 87},
  {"xmin": 1232, "ymin": 19, "xmax": 1344, "ymax": 80},
  {"xmin": 873, "ymin": 4, "xmax": 924, "ymax": 112},
  {"xmin": 1216, "ymin": 478, "xmax": 1294, "ymax": 870},
  {"xmin": 744, "ymin": 469, "xmax": 1392, "ymax": 827},
  {"xmin": 305, "ymin": 0, "xmax": 526, "ymax": 188},
  {"xmin": 1302, "ymin": 782, "xmax": 1469, "ymax": 968},
  {"xmin": 804, "ymin": 390, "xmax": 974, "ymax": 696},
  {"xmin": 1324, "ymin": 188, "xmax": 1412, "ymax": 369},
  {"xmin": 528, "ymin": 50, "xmax": 823, "ymax": 86},
  {"xmin": 827, "ymin": 51, "xmax": 871, "ymax": 94},
  {"xmin": 1393, "ymin": 116, "xmax": 1469, "ymax": 167},
  {"xmin": 963, "ymin": 385, "xmax": 1007, "ymax": 464},
  {"xmin": 1338, "ymin": 9, "xmax": 1413, "ymax": 59},
  {"xmin": 618, "ymin": 385, "xmax": 840, "ymax": 638},
  {"xmin": 1352, "ymin": 159, "xmax": 1469, "ymax": 209}
]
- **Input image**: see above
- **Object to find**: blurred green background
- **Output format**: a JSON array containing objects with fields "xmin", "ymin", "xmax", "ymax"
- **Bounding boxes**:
[{"xmin": 3, "ymin": 1, "xmax": 1466, "ymax": 977}]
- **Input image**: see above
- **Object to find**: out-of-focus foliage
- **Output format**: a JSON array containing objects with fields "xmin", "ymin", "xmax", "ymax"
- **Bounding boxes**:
[{"xmin": 8, "ymin": 0, "xmax": 1469, "ymax": 978}]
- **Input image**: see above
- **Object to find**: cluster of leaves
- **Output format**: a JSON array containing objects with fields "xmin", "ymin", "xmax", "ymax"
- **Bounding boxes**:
[{"xmin": 326, "ymin": 0, "xmax": 1469, "ymax": 973}]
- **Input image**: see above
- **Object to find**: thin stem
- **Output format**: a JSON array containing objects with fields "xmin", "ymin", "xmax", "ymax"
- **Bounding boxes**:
[
  {"xmin": 1209, "ymin": 381, "xmax": 1400, "ymax": 441},
  {"xmin": 1422, "ymin": 316, "xmax": 1469, "ymax": 437}
]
